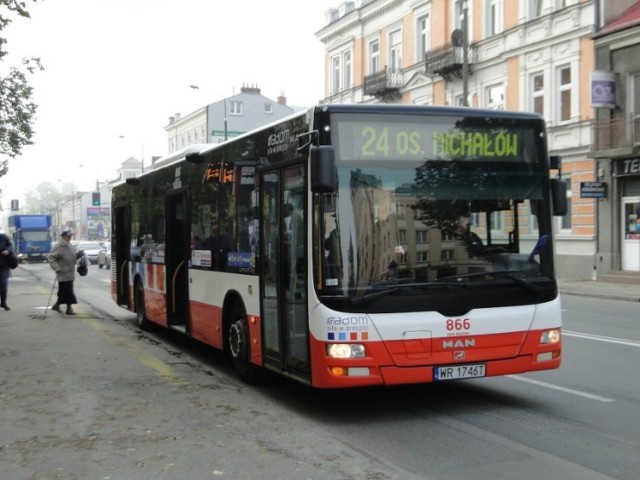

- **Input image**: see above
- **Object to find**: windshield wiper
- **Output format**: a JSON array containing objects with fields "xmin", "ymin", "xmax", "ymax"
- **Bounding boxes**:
[
  {"xmin": 437, "ymin": 270, "xmax": 543, "ymax": 293},
  {"xmin": 349, "ymin": 282, "xmax": 468, "ymax": 306}
]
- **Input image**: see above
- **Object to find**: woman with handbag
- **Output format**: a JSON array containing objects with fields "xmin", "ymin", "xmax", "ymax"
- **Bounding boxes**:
[
  {"xmin": 0, "ymin": 229, "xmax": 15, "ymax": 311},
  {"xmin": 47, "ymin": 227, "xmax": 84, "ymax": 315}
]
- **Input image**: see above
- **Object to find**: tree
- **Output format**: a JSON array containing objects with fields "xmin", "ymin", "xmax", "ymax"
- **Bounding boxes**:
[
  {"xmin": 23, "ymin": 181, "xmax": 77, "ymax": 214},
  {"xmin": 0, "ymin": 0, "xmax": 43, "ymax": 180}
]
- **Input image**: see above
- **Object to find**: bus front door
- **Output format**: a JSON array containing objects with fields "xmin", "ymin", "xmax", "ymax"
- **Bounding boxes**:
[
  {"xmin": 260, "ymin": 165, "xmax": 310, "ymax": 381},
  {"xmin": 165, "ymin": 192, "xmax": 190, "ymax": 333}
]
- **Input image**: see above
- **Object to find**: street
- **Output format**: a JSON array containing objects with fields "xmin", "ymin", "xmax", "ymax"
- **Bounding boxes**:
[{"xmin": 1, "ymin": 263, "xmax": 639, "ymax": 479}]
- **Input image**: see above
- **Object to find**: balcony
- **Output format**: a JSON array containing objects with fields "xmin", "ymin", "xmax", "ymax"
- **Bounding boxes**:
[
  {"xmin": 590, "ymin": 113, "xmax": 640, "ymax": 158},
  {"xmin": 424, "ymin": 43, "xmax": 475, "ymax": 82},
  {"xmin": 363, "ymin": 66, "xmax": 404, "ymax": 102}
]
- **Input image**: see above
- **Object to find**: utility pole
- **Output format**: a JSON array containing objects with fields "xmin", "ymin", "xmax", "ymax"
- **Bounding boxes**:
[{"xmin": 462, "ymin": 0, "xmax": 469, "ymax": 106}]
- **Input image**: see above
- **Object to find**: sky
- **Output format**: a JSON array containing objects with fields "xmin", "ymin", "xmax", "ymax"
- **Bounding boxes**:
[{"xmin": 1, "ymin": 0, "xmax": 335, "ymax": 211}]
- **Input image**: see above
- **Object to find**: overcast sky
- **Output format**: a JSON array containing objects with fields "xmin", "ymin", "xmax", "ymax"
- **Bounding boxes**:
[{"xmin": 1, "ymin": 0, "xmax": 335, "ymax": 210}]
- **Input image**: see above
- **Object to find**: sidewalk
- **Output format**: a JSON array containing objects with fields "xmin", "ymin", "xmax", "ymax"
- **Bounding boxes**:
[{"xmin": 558, "ymin": 278, "xmax": 640, "ymax": 303}]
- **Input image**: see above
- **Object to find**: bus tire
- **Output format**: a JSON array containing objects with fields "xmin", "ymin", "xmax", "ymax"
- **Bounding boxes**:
[
  {"xmin": 135, "ymin": 281, "xmax": 152, "ymax": 331},
  {"xmin": 228, "ymin": 302, "xmax": 259, "ymax": 383}
]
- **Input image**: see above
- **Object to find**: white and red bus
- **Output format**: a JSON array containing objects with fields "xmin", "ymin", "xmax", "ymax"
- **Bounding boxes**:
[{"xmin": 111, "ymin": 104, "xmax": 567, "ymax": 388}]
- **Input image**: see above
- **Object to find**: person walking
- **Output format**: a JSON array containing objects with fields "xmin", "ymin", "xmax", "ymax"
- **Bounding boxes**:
[
  {"xmin": 47, "ymin": 227, "xmax": 84, "ymax": 315},
  {"xmin": 0, "ymin": 230, "xmax": 15, "ymax": 311}
]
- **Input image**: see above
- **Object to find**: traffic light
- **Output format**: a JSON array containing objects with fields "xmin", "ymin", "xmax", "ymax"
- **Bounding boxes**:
[
  {"xmin": 10, "ymin": 199, "xmax": 19, "ymax": 211},
  {"xmin": 92, "ymin": 192, "xmax": 101, "ymax": 206}
]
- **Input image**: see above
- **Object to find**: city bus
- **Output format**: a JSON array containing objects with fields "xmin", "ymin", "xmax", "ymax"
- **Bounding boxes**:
[{"xmin": 110, "ymin": 104, "xmax": 567, "ymax": 388}]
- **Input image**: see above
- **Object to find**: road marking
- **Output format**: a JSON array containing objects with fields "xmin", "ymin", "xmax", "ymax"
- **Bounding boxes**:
[
  {"xmin": 507, "ymin": 375, "xmax": 615, "ymax": 402},
  {"xmin": 83, "ymin": 317, "xmax": 189, "ymax": 387},
  {"xmin": 563, "ymin": 330, "xmax": 640, "ymax": 348}
]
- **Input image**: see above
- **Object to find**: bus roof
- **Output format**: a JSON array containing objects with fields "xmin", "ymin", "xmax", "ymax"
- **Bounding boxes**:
[
  {"xmin": 315, "ymin": 103, "xmax": 545, "ymax": 122},
  {"xmin": 140, "ymin": 104, "xmax": 545, "ymax": 176}
]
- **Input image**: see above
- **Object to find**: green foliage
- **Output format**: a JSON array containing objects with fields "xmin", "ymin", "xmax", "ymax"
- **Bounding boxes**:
[
  {"xmin": 23, "ymin": 181, "xmax": 77, "ymax": 214},
  {"xmin": 0, "ymin": 0, "xmax": 42, "ymax": 180}
]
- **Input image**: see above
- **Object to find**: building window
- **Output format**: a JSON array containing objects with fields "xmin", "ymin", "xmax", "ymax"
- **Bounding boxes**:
[
  {"xmin": 416, "ymin": 14, "xmax": 431, "ymax": 62},
  {"xmin": 264, "ymin": 102, "xmax": 273, "ymax": 114},
  {"xmin": 486, "ymin": 83, "xmax": 505, "ymax": 110},
  {"xmin": 629, "ymin": 73, "xmax": 640, "ymax": 141},
  {"xmin": 532, "ymin": 73, "xmax": 544, "ymax": 116},
  {"xmin": 389, "ymin": 29, "xmax": 402, "ymax": 73},
  {"xmin": 442, "ymin": 230, "xmax": 454, "ymax": 241},
  {"xmin": 486, "ymin": 0, "xmax": 503, "ymax": 36},
  {"xmin": 454, "ymin": 0, "xmax": 464, "ymax": 29},
  {"xmin": 453, "ymin": 0, "xmax": 473, "ymax": 39},
  {"xmin": 332, "ymin": 55, "xmax": 341, "ymax": 94},
  {"xmin": 343, "ymin": 50, "xmax": 352, "ymax": 90},
  {"xmin": 416, "ymin": 230, "xmax": 428, "ymax": 243},
  {"xmin": 530, "ymin": 0, "xmax": 543, "ymax": 19},
  {"xmin": 229, "ymin": 101, "xmax": 243, "ymax": 115},
  {"xmin": 399, "ymin": 229, "xmax": 407, "ymax": 243},
  {"xmin": 416, "ymin": 251, "xmax": 429, "ymax": 263},
  {"xmin": 369, "ymin": 39, "xmax": 380, "ymax": 74},
  {"xmin": 558, "ymin": 66, "xmax": 572, "ymax": 122},
  {"xmin": 441, "ymin": 249, "xmax": 454, "ymax": 261},
  {"xmin": 491, "ymin": 211, "xmax": 503, "ymax": 231}
]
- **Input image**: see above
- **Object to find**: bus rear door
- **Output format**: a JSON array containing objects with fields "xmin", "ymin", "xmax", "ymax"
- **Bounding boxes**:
[
  {"xmin": 113, "ymin": 205, "xmax": 132, "ymax": 307},
  {"xmin": 165, "ymin": 191, "xmax": 190, "ymax": 333}
]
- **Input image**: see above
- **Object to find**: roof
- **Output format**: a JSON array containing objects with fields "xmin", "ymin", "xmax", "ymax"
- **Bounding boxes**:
[{"xmin": 596, "ymin": 1, "xmax": 640, "ymax": 37}]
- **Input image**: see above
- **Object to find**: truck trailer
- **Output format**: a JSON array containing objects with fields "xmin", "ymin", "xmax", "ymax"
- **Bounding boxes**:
[{"xmin": 8, "ymin": 215, "xmax": 53, "ymax": 263}]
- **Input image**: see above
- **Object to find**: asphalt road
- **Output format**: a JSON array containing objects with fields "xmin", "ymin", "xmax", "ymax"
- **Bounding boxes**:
[{"xmin": 2, "ymin": 263, "xmax": 639, "ymax": 479}]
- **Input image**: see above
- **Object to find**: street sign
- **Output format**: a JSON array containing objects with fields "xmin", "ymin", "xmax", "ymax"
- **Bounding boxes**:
[{"xmin": 580, "ymin": 181, "xmax": 607, "ymax": 198}]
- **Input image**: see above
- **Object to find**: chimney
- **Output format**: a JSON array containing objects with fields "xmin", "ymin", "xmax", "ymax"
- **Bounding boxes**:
[
  {"xmin": 277, "ymin": 95, "xmax": 287, "ymax": 105},
  {"xmin": 175, "ymin": 112, "xmax": 181, "ymax": 121},
  {"xmin": 240, "ymin": 83, "xmax": 261, "ymax": 94}
]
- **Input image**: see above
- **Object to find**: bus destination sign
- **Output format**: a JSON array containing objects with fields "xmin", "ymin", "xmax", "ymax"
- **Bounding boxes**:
[{"xmin": 335, "ymin": 117, "xmax": 530, "ymax": 162}]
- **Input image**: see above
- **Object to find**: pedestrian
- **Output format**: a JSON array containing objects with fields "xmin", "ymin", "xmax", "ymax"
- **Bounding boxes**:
[
  {"xmin": 0, "ymin": 229, "xmax": 15, "ymax": 311},
  {"xmin": 47, "ymin": 227, "xmax": 84, "ymax": 315}
]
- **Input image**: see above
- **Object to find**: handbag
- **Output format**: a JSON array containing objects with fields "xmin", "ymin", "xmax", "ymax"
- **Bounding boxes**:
[
  {"xmin": 77, "ymin": 255, "xmax": 88, "ymax": 276},
  {"xmin": 6, "ymin": 251, "xmax": 19, "ymax": 270}
]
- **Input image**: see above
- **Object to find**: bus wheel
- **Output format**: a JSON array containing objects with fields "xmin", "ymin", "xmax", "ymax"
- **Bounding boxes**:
[
  {"xmin": 228, "ymin": 303, "xmax": 258, "ymax": 383},
  {"xmin": 135, "ymin": 281, "xmax": 151, "ymax": 331}
]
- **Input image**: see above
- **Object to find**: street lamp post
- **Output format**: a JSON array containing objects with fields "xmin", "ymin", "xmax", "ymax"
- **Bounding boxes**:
[
  {"xmin": 190, "ymin": 85, "xmax": 228, "ymax": 141},
  {"xmin": 462, "ymin": 0, "xmax": 469, "ymax": 107}
]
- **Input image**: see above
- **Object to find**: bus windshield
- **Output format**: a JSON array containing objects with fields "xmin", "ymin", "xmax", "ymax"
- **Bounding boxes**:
[{"xmin": 315, "ymin": 112, "xmax": 555, "ymax": 314}]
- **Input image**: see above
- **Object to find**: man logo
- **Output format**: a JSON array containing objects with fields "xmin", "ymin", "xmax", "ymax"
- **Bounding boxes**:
[
  {"xmin": 454, "ymin": 351, "xmax": 466, "ymax": 360},
  {"xmin": 442, "ymin": 338, "xmax": 476, "ymax": 349}
]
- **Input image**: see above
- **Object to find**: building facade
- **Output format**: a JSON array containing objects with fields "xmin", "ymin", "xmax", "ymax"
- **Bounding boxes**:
[
  {"xmin": 591, "ymin": 0, "xmax": 640, "ymax": 275},
  {"xmin": 316, "ymin": 0, "xmax": 619, "ymax": 279},
  {"xmin": 164, "ymin": 85, "xmax": 299, "ymax": 155}
]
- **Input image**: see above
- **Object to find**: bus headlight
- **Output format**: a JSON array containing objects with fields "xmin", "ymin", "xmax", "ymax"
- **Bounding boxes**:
[
  {"xmin": 327, "ymin": 343, "xmax": 366, "ymax": 358},
  {"xmin": 540, "ymin": 329, "xmax": 561, "ymax": 344}
]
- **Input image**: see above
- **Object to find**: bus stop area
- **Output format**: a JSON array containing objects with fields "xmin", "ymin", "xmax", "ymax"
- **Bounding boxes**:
[
  {"xmin": 1, "ymin": 266, "xmax": 638, "ymax": 478},
  {"xmin": 0, "ymin": 266, "xmax": 416, "ymax": 480}
]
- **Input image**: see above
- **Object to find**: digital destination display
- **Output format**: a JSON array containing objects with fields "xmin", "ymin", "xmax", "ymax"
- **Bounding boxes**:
[{"xmin": 334, "ymin": 115, "xmax": 534, "ymax": 162}]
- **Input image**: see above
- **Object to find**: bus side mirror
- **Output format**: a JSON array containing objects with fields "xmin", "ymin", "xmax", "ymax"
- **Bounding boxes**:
[
  {"xmin": 310, "ymin": 146, "xmax": 336, "ymax": 193},
  {"xmin": 551, "ymin": 178, "xmax": 568, "ymax": 216}
]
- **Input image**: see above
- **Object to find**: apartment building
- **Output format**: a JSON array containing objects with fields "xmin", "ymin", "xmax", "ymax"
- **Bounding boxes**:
[
  {"xmin": 316, "ymin": 0, "xmax": 609, "ymax": 279},
  {"xmin": 164, "ymin": 85, "xmax": 298, "ymax": 156},
  {"xmin": 591, "ymin": 0, "xmax": 640, "ymax": 274}
]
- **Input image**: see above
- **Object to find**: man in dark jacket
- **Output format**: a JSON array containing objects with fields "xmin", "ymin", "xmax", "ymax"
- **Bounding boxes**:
[{"xmin": 0, "ymin": 230, "xmax": 15, "ymax": 310}]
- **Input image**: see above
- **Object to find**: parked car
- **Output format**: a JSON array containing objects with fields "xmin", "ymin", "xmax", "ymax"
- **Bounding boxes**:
[
  {"xmin": 76, "ymin": 241, "xmax": 104, "ymax": 265},
  {"xmin": 97, "ymin": 241, "xmax": 111, "ymax": 269}
]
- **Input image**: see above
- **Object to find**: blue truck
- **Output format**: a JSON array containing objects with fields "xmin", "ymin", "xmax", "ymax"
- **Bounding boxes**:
[{"xmin": 8, "ymin": 215, "xmax": 53, "ymax": 263}]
